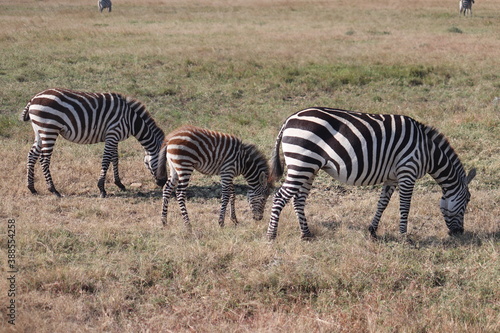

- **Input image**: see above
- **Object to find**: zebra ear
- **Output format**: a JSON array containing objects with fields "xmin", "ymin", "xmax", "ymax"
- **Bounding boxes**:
[{"xmin": 466, "ymin": 168, "xmax": 476, "ymax": 185}]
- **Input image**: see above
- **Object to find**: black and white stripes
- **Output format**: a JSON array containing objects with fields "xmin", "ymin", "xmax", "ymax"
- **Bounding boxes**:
[
  {"xmin": 267, "ymin": 107, "xmax": 476, "ymax": 240},
  {"xmin": 156, "ymin": 125, "xmax": 271, "ymax": 227},
  {"xmin": 21, "ymin": 88, "xmax": 165, "ymax": 197},
  {"xmin": 98, "ymin": 0, "xmax": 112, "ymax": 13},
  {"xmin": 459, "ymin": 0, "xmax": 474, "ymax": 16}
]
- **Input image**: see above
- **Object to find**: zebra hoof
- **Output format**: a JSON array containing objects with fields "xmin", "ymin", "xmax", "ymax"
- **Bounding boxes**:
[
  {"xmin": 266, "ymin": 232, "xmax": 277, "ymax": 242},
  {"xmin": 100, "ymin": 192, "xmax": 107, "ymax": 198},
  {"xmin": 161, "ymin": 217, "xmax": 167, "ymax": 226},
  {"xmin": 49, "ymin": 188, "xmax": 62, "ymax": 197},
  {"xmin": 28, "ymin": 188, "xmax": 38, "ymax": 195},
  {"xmin": 115, "ymin": 181, "xmax": 126, "ymax": 191},
  {"xmin": 368, "ymin": 226, "xmax": 378, "ymax": 239},
  {"xmin": 448, "ymin": 228, "xmax": 464, "ymax": 236},
  {"xmin": 301, "ymin": 232, "xmax": 315, "ymax": 241}
]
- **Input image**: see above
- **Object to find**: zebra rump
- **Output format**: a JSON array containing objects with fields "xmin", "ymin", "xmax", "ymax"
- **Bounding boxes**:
[{"xmin": 267, "ymin": 107, "xmax": 476, "ymax": 240}]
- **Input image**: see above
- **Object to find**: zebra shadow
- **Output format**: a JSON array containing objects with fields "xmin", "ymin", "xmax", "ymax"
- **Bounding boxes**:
[
  {"xmin": 112, "ymin": 182, "xmax": 249, "ymax": 200},
  {"xmin": 370, "ymin": 230, "xmax": 499, "ymax": 249}
]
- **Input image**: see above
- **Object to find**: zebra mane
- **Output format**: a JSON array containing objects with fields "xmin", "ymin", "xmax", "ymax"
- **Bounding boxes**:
[
  {"xmin": 125, "ymin": 96, "xmax": 164, "ymax": 138},
  {"xmin": 422, "ymin": 124, "xmax": 455, "ymax": 154},
  {"xmin": 242, "ymin": 142, "xmax": 270, "ymax": 177},
  {"xmin": 125, "ymin": 96, "xmax": 158, "ymax": 125},
  {"xmin": 422, "ymin": 123, "xmax": 466, "ymax": 178}
]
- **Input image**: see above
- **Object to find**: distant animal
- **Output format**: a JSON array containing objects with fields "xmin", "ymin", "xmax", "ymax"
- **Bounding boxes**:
[
  {"xmin": 156, "ymin": 125, "xmax": 272, "ymax": 227},
  {"xmin": 267, "ymin": 107, "xmax": 476, "ymax": 240},
  {"xmin": 459, "ymin": 0, "xmax": 474, "ymax": 16},
  {"xmin": 98, "ymin": 0, "xmax": 112, "ymax": 13},
  {"xmin": 21, "ymin": 88, "xmax": 165, "ymax": 198}
]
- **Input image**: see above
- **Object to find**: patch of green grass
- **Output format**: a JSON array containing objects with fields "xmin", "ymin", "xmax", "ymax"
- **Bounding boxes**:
[{"xmin": 448, "ymin": 26, "xmax": 463, "ymax": 34}]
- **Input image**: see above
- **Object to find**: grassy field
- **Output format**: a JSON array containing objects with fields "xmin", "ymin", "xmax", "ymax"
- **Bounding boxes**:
[{"xmin": 1, "ymin": 0, "xmax": 499, "ymax": 332}]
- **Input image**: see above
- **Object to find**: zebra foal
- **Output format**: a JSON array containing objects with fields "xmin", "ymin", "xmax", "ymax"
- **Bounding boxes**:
[
  {"xmin": 459, "ymin": 0, "xmax": 474, "ymax": 16},
  {"xmin": 21, "ymin": 88, "xmax": 165, "ymax": 198},
  {"xmin": 156, "ymin": 126, "xmax": 272, "ymax": 227},
  {"xmin": 98, "ymin": 0, "xmax": 112, "ymax": 13},
  {"xmin": 267, "ymin": 107, "xmax": 476, "ymax": 240}
]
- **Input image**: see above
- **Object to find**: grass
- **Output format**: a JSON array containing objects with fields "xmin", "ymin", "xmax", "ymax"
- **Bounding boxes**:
[{"xmin": 1, "ymin": 0, "xmax": 499, "ymax": 332}]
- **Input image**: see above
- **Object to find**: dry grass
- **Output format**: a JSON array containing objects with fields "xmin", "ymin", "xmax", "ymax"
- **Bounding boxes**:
[{"xmin": 1, "ymin": 0, "xmax": 499, "ymax": 332}]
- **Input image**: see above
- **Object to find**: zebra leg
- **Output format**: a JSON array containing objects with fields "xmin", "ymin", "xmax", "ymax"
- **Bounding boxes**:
[
  {"xmin": 292, "ymin": 176, "xmax": 315, "ymax": 239},
  {"xmin": 36, "ymin": 133, "xmax": 61, "ymax": 197},
  {"xmin": 111, "ymin": 153, "xmax": 126, "ymax": 191},
  {"xmin": 219, "ymin": 179, "xmax": 236, "ymax": 227},
  {"xmin": 369, "ymin": 185, "xmax": 396, "ymax": 239},
  {"xmin": 293, "ymin": 191, "xmax": 313, "ymax": 240},
  {"xmin": 40, "ymin": 155, "xmax": 61, "ymax": 197},
  {"xmin": 98, "ymin": 139, "xmax": 119, "ymax": 198},
  {"xmin": 175, "ymin": 170, "xmax": 192, "ymax": 226},
  {"xmin": 229, "ymin": 189, "xmax": 238, "ymax": 225},
  {"xmin": 26, "ymin": 140, "xmax": 42, "ymax": 195},
  {"xmin": 397, "ymin": 179, "xmax": 416, "ymax": 235},
  {"xmin": 161, "ymin": 173, "xmax": 178, "ymax": 226},
  {"xmin": 267, "ymin": 185, "xmax": 299, "ymax": 240},
  {"xmin": 218, "ymin": 173, "xmax": 236, "ymax": 227}
]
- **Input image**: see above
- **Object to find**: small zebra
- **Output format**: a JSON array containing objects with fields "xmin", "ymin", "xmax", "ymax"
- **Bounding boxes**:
[
  {"xmin": 21, "ymin": 88, "xmax": 165, "ymax": 198},
  {"xmin": 98, "ymin": 0, "xmax": 112, "ymax": 13},
  {"xmin": 267, "ymin": 107, "xmax": 476, "ymax": 240},
  {"xmin": 156, "ymin": 125, "xmax": 272, "ymax": 227},
  {"xmin": 459, "ymin": 0, "xmax": 474, "ymax": 16}
]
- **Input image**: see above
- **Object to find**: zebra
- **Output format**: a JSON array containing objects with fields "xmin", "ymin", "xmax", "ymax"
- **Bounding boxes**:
[
  {"xmin": 459, "ymin": 0, "xmax": 474, "ymax": 16},
  {"xmin": 156, "ymin": 125, "xmax": 272, "ymax": 228},
  {"xmin": 267, "ymin": 107, "xmax": 476, "ymax": 240},
  {"xmin": 21, "ymin": 88, "xmax": 165, "ymax": 198},
  {"xmin": 98, "ymin": 0, "xmax": 112, "ymax": 13}
]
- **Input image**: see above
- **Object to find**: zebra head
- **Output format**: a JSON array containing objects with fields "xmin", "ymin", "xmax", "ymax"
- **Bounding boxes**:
[
  {"xmin": 144, "ymin": 151, "xmax": 166, "ymax": 187},
  {"xmin": 440, "ymin": 168, "xmax": 476, "ymax": 235},
  {"xmin": 247, "ymin": 171, "xmax": 272, "ymax": 221}
]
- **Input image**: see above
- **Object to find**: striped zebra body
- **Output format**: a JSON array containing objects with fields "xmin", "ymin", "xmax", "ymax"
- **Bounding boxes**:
[
  {"xmin": 156, "ymin": 126, "xmax": 271, "ymax": 227},
  {"xmin": 459, "ymin": 0, "xmax": 474, "ymax": 16},
  {"xmin": 21, "ymin": 88, "xmax": 165, "ymax": 197},
  {"xmin": 267, "ymin": 107, "xmax": 476, "ymax": 240},
  {"xmin": 98, "ymin": 0, "xmax": 112, "ymax": 12}
]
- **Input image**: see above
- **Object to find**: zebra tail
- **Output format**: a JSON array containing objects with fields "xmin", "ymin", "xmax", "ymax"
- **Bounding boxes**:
[
  {"xmin": 155, "ymin": 142, "xmax": 168, "ymax": 184},
  {"xmin": 269, "ymin": 123, "xmax": 285, "ymax": 182},
  {"xmin": 20, "ymin": 102, "xmax": 31, "ymax": 121}
]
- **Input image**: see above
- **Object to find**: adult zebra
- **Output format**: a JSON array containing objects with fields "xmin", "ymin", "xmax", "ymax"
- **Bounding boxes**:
[
  {"xmin": 21, "ymin": 88, "xmax": 165, "ymax": 198},
  {"xmin": 156, "ymin": 125, "xmax": 272, "ymax": 227},
  {"xmin": 459, "ymin": 0, "xmax": 474, "ymax": 16},
  {"xmin": 267, "ymin": 107, "xmax": 476, "ymax": 240},
  {"xmin": 98, "ymin": 0, "xmax": 112, "ymax": 13}
]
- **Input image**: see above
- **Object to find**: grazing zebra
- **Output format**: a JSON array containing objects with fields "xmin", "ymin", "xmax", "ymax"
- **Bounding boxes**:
[
  {"xmin": 267, "ymin": 107, "xmax": 476, "ymax": 240},
  {"xmin": 98, "ymin": 0, "xmax": 112, "ymax": 12},
  {"xmin": 156, "ymin": 125, "xmax": 272, "ymax": 227},
  {"xmin": 459, "ymin": 0, "xmax": 474, "ymax": 16},
  {"xmin": 21, "ymin": 88, "xmax": 165, "ymax": 198}
]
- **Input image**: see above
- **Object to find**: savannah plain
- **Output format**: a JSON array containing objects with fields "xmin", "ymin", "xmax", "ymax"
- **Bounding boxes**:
[{"xmin": 0, "ymin": 0, "xmax": 499, "ymax": 332}]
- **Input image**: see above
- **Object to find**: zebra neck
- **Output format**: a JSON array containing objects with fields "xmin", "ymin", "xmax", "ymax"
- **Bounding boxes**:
[
  {"xmin": 428, "ymin": 139, "xmax": 466, "ymax": 191},
  {"xmin": 132, "ymin": 115, "xmax": 164, "ymax": 155},
  {"xmin": 136, "ymin": 128, "xmax": 164, "ymax": 154},
  {"xmin": 240, "ymin": 145, "xmax": 267, "ymax": 187}
]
